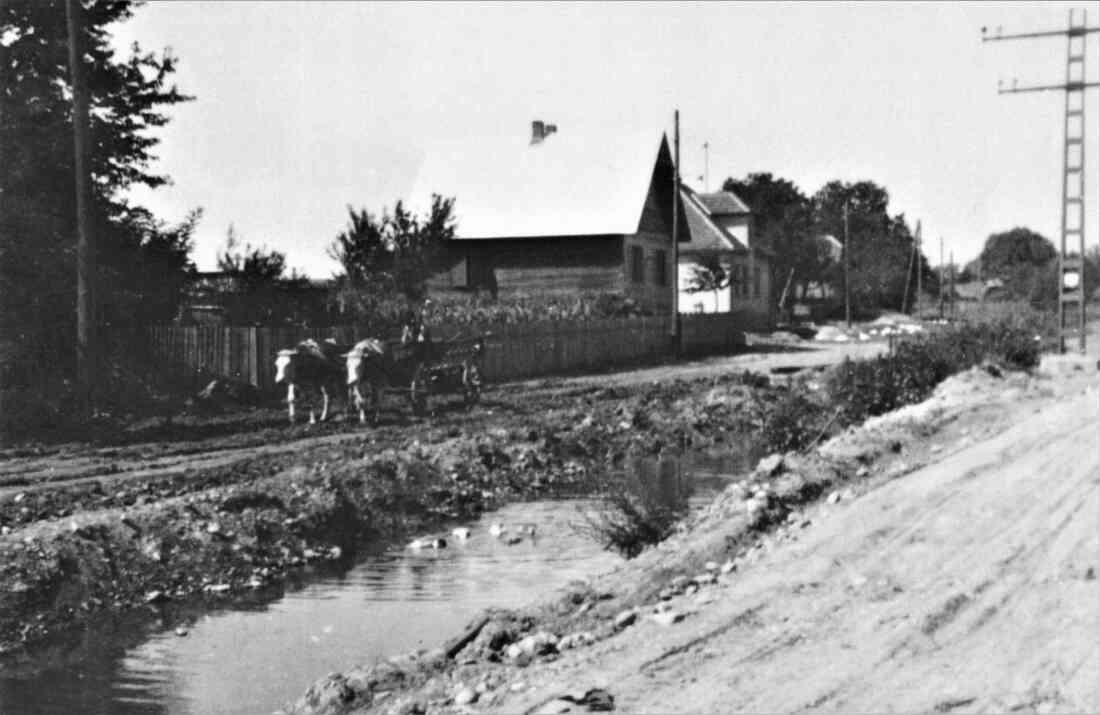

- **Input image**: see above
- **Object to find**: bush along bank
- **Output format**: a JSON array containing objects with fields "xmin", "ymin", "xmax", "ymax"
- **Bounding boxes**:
[{"xmin": 758, "ymin": 317, "xmax": 1041, "ymax": 453}]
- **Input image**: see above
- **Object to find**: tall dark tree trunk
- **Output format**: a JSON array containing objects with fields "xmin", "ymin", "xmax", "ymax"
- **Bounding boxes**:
[{"xmin": 66, "ymin": 0, "xmax": 96, "ymax": 412}]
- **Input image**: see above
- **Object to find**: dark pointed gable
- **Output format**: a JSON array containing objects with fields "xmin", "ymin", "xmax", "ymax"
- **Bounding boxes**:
[{"xmin": 635, "ymin": 134, "xmax": 689, "ymax": 243}]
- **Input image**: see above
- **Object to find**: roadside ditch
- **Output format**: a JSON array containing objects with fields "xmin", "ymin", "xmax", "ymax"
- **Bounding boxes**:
[{"xmin": 0, "ymin": 370, "xmax": 782, "ymax": 655}]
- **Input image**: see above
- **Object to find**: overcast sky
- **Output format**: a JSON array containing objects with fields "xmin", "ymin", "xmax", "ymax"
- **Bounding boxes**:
[{"xmin": 110, "ymin": 1, "xmax": 1100, "ymax": 278}]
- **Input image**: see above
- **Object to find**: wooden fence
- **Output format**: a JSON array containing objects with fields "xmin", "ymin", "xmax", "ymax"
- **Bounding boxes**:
[{"xmin": 146, "ymin": 311, "xmax": 770, "ymax": 394}]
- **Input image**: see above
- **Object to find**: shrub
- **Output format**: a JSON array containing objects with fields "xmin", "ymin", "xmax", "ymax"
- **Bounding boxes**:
[
  {"xmin": 756, "ymin": 387, "xmax": 829, "ymax": 453},
  {"xmin": 576, "ymin": 462, "xmax": 691, "ymax": 559},
  {"xmin": 828, "ymin": 318, "xmax": 1042, "ymax": 425}
]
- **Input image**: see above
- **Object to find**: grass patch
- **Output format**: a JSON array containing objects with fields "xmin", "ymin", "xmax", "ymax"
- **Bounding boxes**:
[{"xmin": 575, "ymin": 461, "xmax": 692, "ymax": 559}]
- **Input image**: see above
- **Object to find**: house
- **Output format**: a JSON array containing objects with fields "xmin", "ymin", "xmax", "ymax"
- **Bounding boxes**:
[
  {"xmin": 816, "ymin": 234, "xmax": 843, "ymax": 262},
  {"xmin": 677, "ymin": 184, "xmax": 773, "ymax": 327},
  {"xmin": 953, "ymin": 278, "xmax": 1007, "ymax": 303},
  {"xmin": 414, "ymin": 122, "xmax": 687, "ymax": 313}
]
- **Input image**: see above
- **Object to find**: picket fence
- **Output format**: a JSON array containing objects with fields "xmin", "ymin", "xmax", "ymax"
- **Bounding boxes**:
[{"xmin": 146, "ymin": 311, "xmax": 765, "ymax": 394}]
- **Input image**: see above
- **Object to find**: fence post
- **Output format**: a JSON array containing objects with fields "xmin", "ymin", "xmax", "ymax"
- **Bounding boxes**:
[{"xmin": 248, "ymin": 327, "xmax": 258, "ymax": 387}]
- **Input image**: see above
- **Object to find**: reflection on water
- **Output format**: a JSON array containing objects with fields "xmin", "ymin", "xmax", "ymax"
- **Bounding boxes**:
[{"xmin": 0, "ymin": 455, "xmax": 750, "ymax": 715}]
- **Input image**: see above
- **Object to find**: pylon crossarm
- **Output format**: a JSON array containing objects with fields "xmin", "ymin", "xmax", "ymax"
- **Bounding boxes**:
[
  {"xmin": 999, "ymin": 81, "xmax": 1100, "ymax": 94},
  {"xmin": 982, "ymin": 26, "xmax": 1100, "ymax": 41}
]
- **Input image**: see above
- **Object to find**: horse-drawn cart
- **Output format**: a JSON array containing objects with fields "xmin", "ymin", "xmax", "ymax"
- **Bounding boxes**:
[{"xmin": 386, "ymin": 333, "xmax": 486, "ymax": 416}]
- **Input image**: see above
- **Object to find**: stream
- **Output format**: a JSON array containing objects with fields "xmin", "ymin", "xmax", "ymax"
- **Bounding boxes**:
[{"xmin": 0, "ymin": 456, "xmax": 750, "ymax": 715}]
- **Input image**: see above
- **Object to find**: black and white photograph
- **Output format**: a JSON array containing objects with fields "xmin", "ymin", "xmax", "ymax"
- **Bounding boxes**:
[{"xmin": 1, "ymin": 1, "xmax": 1098, "ymax": 713}]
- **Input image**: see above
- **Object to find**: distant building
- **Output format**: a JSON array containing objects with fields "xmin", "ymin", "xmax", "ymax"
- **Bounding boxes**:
[
  {"xmin": 414, "ymin": 122, "xmax": 687, "ymax": 314},
  {"xmin": 816, "ymin": 234, "xmax": 844, "ymax": 262},
  {"xmin": 677, "ymin": 185, "xmax": 773, "ymax": 327},
  {"xmin": 953, "ymin": 277, "xmax": 1006, "ymax": 303}
]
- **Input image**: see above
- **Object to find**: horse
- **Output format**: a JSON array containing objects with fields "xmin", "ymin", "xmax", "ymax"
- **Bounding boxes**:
[
  {"xmin": 344, "ymin": 337, "xmax": 390, "ymax": 424},
  {"xmin": 273, "ymin": 338, "xmax": 348, "ymax": 424}
]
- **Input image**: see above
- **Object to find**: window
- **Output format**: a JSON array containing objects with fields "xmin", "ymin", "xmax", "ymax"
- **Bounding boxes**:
[
  {"xmin": 631, "ymin": 246, "xmax": 645, "ymax": 283},
  {"xmin": 753, "ymin": 266, "xmax": 762, "ymax": 298},
  {"xmin": 655, "ymin": 249, "xmax": 668, "ymax": 286}
]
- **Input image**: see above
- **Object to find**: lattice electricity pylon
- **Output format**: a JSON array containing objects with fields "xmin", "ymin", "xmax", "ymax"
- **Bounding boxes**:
[{"xmin": 983, "ymin": 9, "xmax": 1100, "ymax": 353}]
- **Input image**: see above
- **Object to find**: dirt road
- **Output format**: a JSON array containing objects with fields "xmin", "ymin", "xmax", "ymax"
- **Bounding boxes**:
[
  {"xmin": 0, "ymin": 338, "xmax": 881, "ymax": 508},
  {"xmin": 490, "ymin": 358, "xmax": 1100, "ymax": 714},
  {"xmin": 0, "ymin": 336, "xmax": 892, "ymax": 652}
]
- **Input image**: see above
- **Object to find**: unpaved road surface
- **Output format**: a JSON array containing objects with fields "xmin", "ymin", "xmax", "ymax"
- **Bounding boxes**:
[
  {"xmin": 495, "ymin": 360, "xmax": 1100, "ymax": 714},
  {"xmin": 0, "ymin": 339, "xmax": 882, "ymax": 503}
]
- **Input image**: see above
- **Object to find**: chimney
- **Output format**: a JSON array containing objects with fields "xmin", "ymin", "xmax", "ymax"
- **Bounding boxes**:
[{"xmin": 530, "ymin": 120, "xmax": 557, "ymax": 145}]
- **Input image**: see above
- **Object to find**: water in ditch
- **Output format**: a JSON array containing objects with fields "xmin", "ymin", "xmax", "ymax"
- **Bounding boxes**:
[{"xmin": 0, "ymin": 455, "xmax": 752, "ymax": 715}]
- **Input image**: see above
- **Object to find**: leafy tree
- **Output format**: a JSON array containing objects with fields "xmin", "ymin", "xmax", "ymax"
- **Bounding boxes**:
[
  {"xmin": 811, "ymin": 180, "xmax": 936, "ymax": 315},
  {"xmin": 329, "ymin": 194, "xmax": 456, "ymax": 306},
  {"xmin": 976, "ymin": 228, "xmax": 1059, "ymax": 308},
  {"xmin": 978, "ymin": 227, "xmax": 1058, "ymax": 278},
  {"xmin": 1085, "ymin": 245, "xmax": 1100, "ymax": 301},
  {"xmin": 722, "ymin": 173, "xmax": 822, "ymax": 303},
  {"xmin": 329, "ymin": 207, "xmax": 390, "ymax": 287},
  {"xmin": 217, "ymin": 224, "xmax": 287, "ymax": 288},
  {"xmin": 214, "ymin": 225, "xmax": 316, "ymax": 324},
  {"xmin": 1, "ymin": 0, "xmax": 194, "ymax": 369},
  {"xmin": 685, "ymin": 253, "xmax": 733, "ymax": 307},
  {"xmin": 103, "ymin": 208, "xmax": 201, "ymax": 325}
]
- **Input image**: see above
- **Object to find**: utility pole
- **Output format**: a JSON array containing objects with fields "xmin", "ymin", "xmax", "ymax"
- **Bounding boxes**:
[
  {"xmin": 842, "ymin": 202, "xmax": 851, "ymax": 328},
  {"xmin": 902, "ymin": 220, "xmax": 917, "ymax": 314},
  {"xmin": 983, "ymin": 9, "xmax": 1099, "ymax": 353},
  {"xmin": 914, "ymin": 221, "xmax": 923, "ymax": 321},
  {"xmin": 939, "ymin": 235, "xmax": 945, "ymax": 318},
  {"xmin": 670, "ymin": 110, "xmax": 680, "ymax": 350},
  {"xmin": 949, "ymin": 250, "xmax": 957, "ymax": 320},
  {"xmin": 66, "ymin": 0, "xmax": 96, "ymax": 413}
]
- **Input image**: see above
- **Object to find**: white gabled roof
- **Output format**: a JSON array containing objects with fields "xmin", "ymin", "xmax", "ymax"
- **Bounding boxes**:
[{"xmin": 409, "ymin": 127, "xmax": 668, "ymax": 239}]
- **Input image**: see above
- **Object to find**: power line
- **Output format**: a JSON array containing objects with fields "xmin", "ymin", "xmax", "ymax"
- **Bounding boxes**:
[{"xmin": 982, "ymin": 8, "xmax": 1099, "ymax": 354}]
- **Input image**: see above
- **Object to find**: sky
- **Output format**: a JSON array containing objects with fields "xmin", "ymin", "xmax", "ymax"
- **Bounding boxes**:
[{"xmin": 109, "ymin": 1, "xmax": 1100, "ymax": 278}]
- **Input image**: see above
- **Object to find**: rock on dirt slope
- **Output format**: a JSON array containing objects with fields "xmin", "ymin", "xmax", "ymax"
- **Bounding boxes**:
[{"xmin": 490, "ymin": 356, "xmax": 1099, "ymax": 715}]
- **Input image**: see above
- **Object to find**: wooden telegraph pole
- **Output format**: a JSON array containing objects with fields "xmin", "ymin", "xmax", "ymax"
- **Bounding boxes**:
[
  {"xmin": 670, "ymin": 110, "xmax": 681, "ymax": 353},
  {"xmin": 939, "ymin": 236, "xmax": 945, "ymax": 318},
  {"xmin": 66, "ymin": 0, "xmax": 96, "ymax": 413},
  {"xmin": 914, "ymin": 221, "xmax": 923, "ymax": 320},
  {"xmin": 842, "ymin": 202, "xmax": 851, "ymax": 328}
]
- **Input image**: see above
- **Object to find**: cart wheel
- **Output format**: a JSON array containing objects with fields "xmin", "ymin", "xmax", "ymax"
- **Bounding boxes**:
[
  {"xmin": 463, "ymin": 364, "xmax": 482, "ymax": 407},
  {"xmin": 409, "ymin": 373, "xmax": 428, "ymax": 417}
]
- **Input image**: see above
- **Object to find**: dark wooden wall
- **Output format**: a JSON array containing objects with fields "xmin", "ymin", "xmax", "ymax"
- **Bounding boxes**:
[{"xmin": 439, "ymin": 235, "xmax": 625, "ymax": 296}]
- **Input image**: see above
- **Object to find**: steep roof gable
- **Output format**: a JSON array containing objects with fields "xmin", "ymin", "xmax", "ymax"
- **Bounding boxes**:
[
  {"xmin": 679, "ymin": 185, "xmax": 747, "ymax": 255},
  {"xmin": 410, "ymin": 128, "xmax": 671, "ymax": 239}
]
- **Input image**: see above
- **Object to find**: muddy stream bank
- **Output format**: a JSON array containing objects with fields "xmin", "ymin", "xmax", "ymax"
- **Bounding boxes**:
[
  {"xmin": 0, "ymin": 458, "xmax": 749, "ymax": 715},
  {"xmin": 0, "ymin": 371, "xmax": 785, "ymax": 655}
]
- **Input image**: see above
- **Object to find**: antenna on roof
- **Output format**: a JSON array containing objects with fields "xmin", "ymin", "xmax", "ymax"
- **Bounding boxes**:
[{"xmin": 702, "ymin": 141, "xmax": 709, "ymax": 192}]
